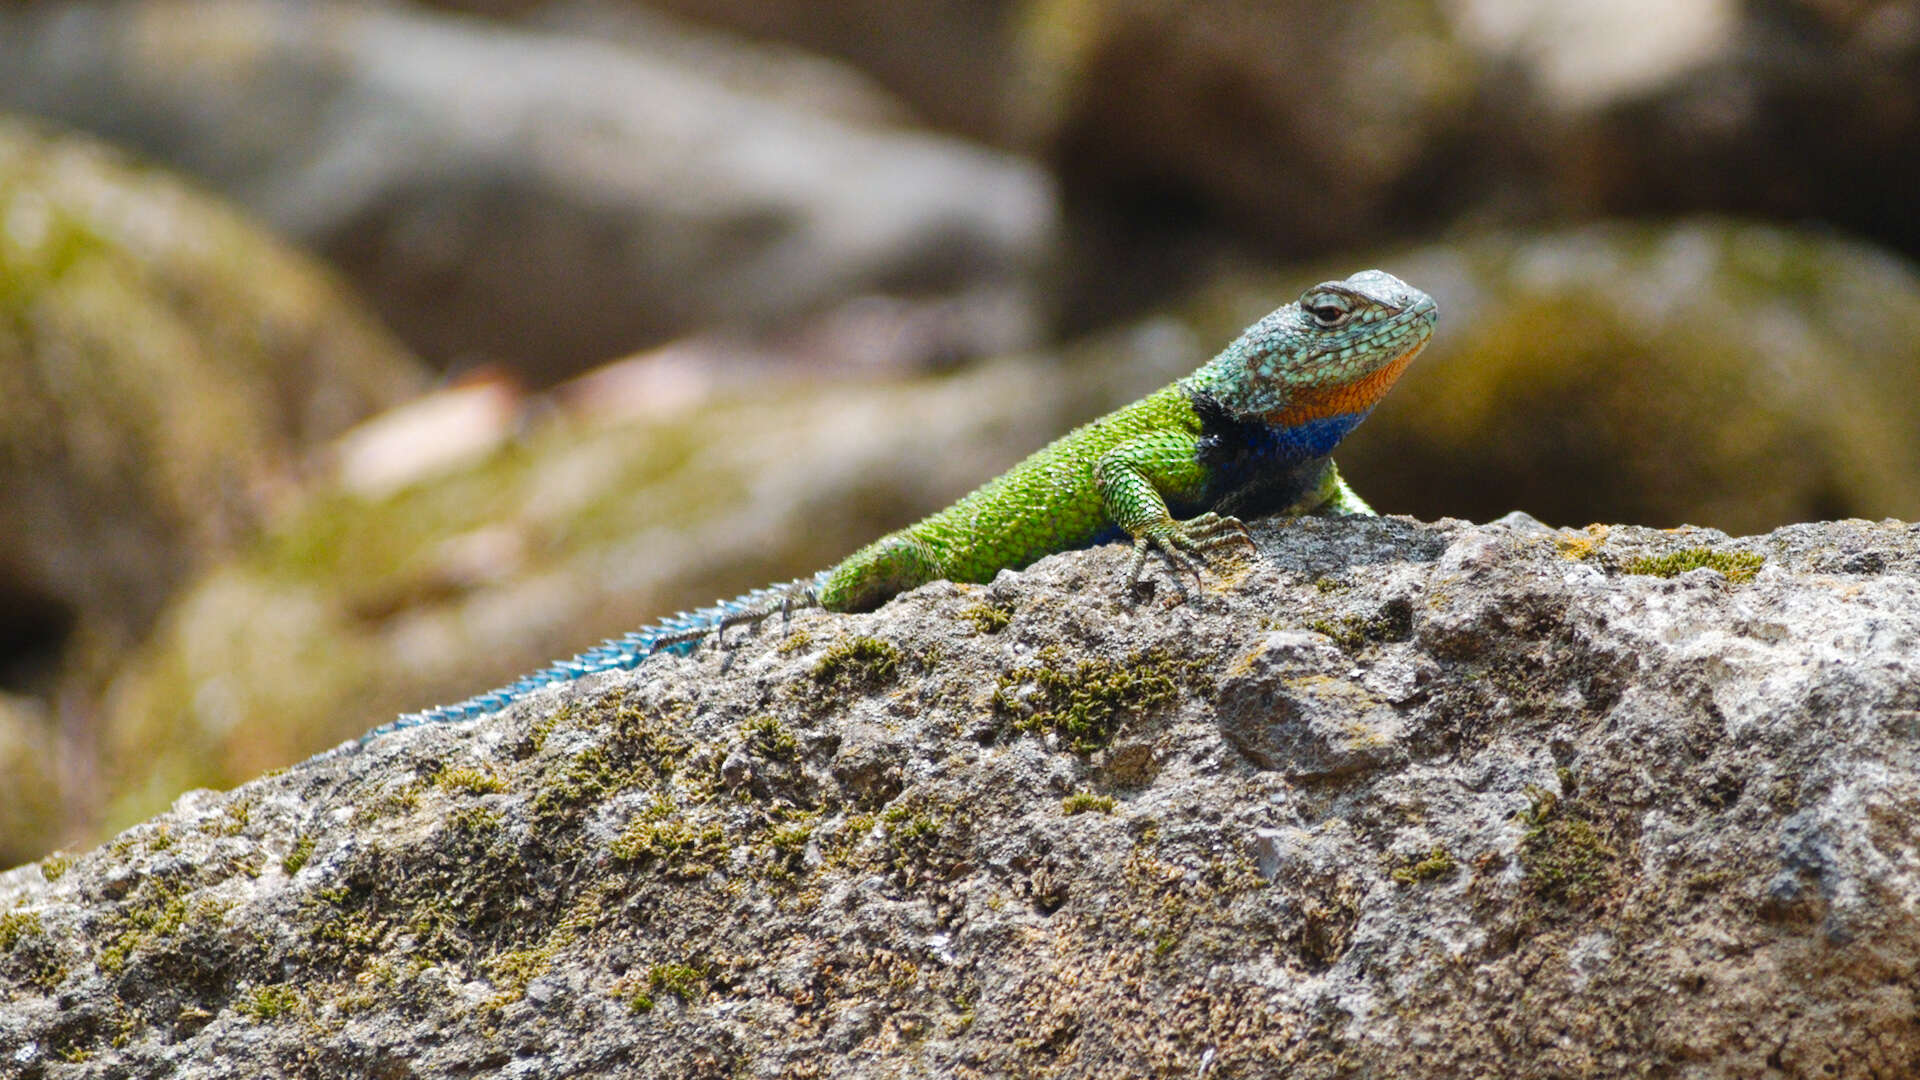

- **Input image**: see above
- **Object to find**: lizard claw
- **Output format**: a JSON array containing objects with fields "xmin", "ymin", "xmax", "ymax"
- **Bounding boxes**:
[
  {"xmin": 1123, "ymin": 512, "xmax": 1255, "ymax": 597},
  {"xmin": 1126, "ymin": 535, "xmax": 1201, "ymax": 599}
]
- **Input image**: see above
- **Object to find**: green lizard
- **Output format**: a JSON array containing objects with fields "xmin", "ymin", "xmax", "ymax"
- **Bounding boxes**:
[{"xmin": 368, "ymin": 269, "xmax": 1436, "ymax": 737}]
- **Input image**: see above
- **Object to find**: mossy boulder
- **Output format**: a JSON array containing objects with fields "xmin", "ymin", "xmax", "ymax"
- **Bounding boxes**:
[{"xmin": 0, "ymin": 116, "xmax": 426, "ymax": 657}]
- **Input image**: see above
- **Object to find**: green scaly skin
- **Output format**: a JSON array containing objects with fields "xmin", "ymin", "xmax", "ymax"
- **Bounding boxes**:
[
  {"xmin": 367, "ymin": 269, "xmax": 1434, "ymax": 739},
  {"xmin": 816, "ymin": 268, "xmax": 1438, "ymax": 611}
]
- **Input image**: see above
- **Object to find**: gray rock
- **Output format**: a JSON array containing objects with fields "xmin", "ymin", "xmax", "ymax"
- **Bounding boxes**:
[
  {"xmin": 1216, "ymin": 631, "xmax": 1410, "ymax": 777},
  {"xmin": 5, "ymin": 516, "xmax": 1919, "ymax": 1076},
  {"xmin": 0, "ymin": 0, "xmax": 1057, "ymax": 378}
]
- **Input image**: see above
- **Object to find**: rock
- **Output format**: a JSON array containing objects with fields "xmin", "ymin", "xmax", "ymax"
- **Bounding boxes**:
[
  {"xmin": 5, "ymin": 515, "xmax": 1918, "ymax": 1076},
  {"xmin": 0, "ymin": 117, "xmax": 426, "ymax": 866},
  {"xmin": 80, "ymin": 217, "xmax": 1920, "ymax": 849},
  {"xmin": 1215, "ymin": 632, "xmax": 1412, "ymax": 777},
  {"xmin": 1192, "ymin": 219, "xmax": 1920, "ymax": 534},
  {"xmin": 0, "ymin": 0, "xmax": 1058, "ymax": 379},
  {"xmin": 1491, "ymin": 0, "xmax": 1920, "ymax": 258},
  {"xmin": 1043, "ymin": 0, "xmax": 1473, "ymax": 289}
]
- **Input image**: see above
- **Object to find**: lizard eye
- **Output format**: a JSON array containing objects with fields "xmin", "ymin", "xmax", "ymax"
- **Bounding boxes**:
[{"xmin": 1305, "ymin": 300, "xmax": 1352, "ymax": 328}]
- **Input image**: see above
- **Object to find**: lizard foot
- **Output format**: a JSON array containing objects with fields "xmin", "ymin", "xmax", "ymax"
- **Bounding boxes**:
[{"xmin": 1123, "ymin": 512, "xmax": 1255, "ymax": 597}]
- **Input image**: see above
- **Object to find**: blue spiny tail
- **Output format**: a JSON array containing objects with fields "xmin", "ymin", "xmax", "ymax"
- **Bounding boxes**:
[{"xmin": 358, "ymin": 571, "xmax": 831, "ymax": 743}]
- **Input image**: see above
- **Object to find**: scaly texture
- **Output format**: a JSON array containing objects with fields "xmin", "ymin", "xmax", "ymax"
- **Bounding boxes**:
[{"xmin": 367, "ymin": 269, "xmax": 1436, "ymax": 737}]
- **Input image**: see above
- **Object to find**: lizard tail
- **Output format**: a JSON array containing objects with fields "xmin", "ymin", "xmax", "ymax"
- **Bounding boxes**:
[{"xmin": 361, "ymin": 571, "xmax": 830, "ymax": 742}]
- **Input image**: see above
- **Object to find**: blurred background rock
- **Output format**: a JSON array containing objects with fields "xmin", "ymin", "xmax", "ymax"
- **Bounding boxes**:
[{"xmin": 2, "ymin": 0, "xmax": 1917, "ymax": 864}]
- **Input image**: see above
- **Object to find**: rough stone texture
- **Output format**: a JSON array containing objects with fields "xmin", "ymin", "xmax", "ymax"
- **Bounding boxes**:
[
  {"xmin": 0, "ymin": 0, "xmax": 1057, "ymax": 379},
  {"xmin": 5, "ymin": 515, "xmax": 1918, "ymax": 1077}
]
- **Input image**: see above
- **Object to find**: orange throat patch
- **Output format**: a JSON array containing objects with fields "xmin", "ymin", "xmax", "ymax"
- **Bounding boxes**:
[{"xmin": 1265, "ymin": 345, "xmax": 1421, "ymax": 428}]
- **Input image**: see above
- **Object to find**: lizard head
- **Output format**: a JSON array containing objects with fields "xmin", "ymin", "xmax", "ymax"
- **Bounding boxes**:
[{"xmin": 1207, "ymin": 269, "xmax": 1438, "ymax": 427}]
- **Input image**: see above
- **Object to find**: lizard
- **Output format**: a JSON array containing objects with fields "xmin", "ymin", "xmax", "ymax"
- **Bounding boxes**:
[{"xmin": 362, "ymin": 269, "xmax": 1437, "ymax": 740}]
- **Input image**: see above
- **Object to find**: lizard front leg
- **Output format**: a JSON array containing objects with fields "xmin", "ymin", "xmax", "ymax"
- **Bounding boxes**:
[{"xmin": 1093, "ymin": 431, "xmax": 1253, "ymax": 593}]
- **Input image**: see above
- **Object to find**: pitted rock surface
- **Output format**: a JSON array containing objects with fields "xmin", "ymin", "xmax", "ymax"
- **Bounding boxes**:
[{"xmin": 3, "ymin": 516, "xmax": 1917, "ymax": 1078}]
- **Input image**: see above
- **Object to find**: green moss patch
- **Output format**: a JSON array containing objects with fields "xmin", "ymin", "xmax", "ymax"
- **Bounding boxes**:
[
  {"xmin": 1518, "ymin": 785, "xmax": 1619, "ymax": 906},
  {"xmin": 624, "ymin": 960, "xmax": 708, "ymax": 1013},
  {"xmin": 1623, "ymin": 547, "xmax": 1764, "ymax": 583},
  {"xmin": 811, "ymin": 637, "xmax": 903, "ymax": 691},
  {"xmin": 531, "ymin": 745, "xmax": 639, "ymax": 819},
  {"xmin": 96, "ymin": 886, "xmax": 199, "ymax": 974},
  {"xmin": 433, "ymin": 765, "xmax": 508, "ymax": 796},
  {"xmin": 483, "ymin": 935, "xmax": 572, "ymax": 1006},
  {"xmin": 281, "ymin": 835, "xmax": 316, "ymax": 876},
  {"xmin": 610, "ymin": 797, "xmax": 727, "ymax": 879},
  {"xmin": 236, "ymin": 984, "xmax": 301, "ymax": 1021},
  {"xmin": 877, "ymin": 802, "xmax": 958, "ymax": 886},
  {"xmin": 1306, "ymin": 600, "xmax": 1414, "ymax": 652},
  {"xmin": 1061, "ymin": 793, "xmax": 1117, "ymax": 816},
  {"xmin": 961, "ymin": 602, "xmax": 1013, "ymax": 634},
  {"xmin": 1389, "ymin": 847, "xmax": 1458, "ymax": 885},
  {"xmin": 993, "ymin": 647, "xmax": 1207, "ymax": 753},
  {"xmin": 0, "ymin": 910, "xmax": 44, "ymax": 952},
  {"xmin": 761, "ymin": 816, "xmax": 817, "ymax": 877},
  {"xmin": 742, "ymin": 715, "xmax": 799, "ymax": 761},
  {"xmin": 447, "ymin": 805, "xmax": 504, "ymax": 835}
]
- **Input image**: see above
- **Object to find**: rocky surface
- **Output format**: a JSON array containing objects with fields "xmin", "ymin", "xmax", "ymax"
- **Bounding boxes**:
[
  {"xmin": 0, "ymin": 0, "xmax": 1057, "ymax": 378},
  {"xmin": 4, "ymin": 515, "xmax": 1917, "ymax": 1077}
]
